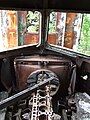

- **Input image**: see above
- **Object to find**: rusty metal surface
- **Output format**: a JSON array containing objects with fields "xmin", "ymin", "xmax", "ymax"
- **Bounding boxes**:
[
  {"xmin": 26, "ymin": 69, "xmax": 59, "ymax": 120},
  {"xmin": 0, "ymin": 77, "xmax": 54, "ymax": 110},
  {"xmin": 15, "ymin": 55, "xmax": 72, "ymax": 93},
  {"xmin": 46, "ymin": 44, "xmax": 90, "ymax": 61},
  {"xmin": 0, "ymin": 44, "xmax": 38, "ymax": 59}
]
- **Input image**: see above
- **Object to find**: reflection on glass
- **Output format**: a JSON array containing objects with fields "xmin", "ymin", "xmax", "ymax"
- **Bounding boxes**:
[
  {"xmin": 48, "ymin": 12, "xmax": 90, "ymax": 56},
  {"xmin": 0, "ymin": 10, "xmax": 41, "ymax": 51}
]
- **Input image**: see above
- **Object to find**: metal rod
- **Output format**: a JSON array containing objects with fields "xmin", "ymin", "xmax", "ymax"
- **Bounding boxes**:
[{"xmin": 0, "ymin": 77, "xmax": 54, "ymax": 110}]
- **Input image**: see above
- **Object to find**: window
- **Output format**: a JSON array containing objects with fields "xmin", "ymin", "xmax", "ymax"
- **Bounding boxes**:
[
  {"xmin": 26, "ymin": 11, "xmax": 40, "ymax": 33},
  {"xmin": 48, "ymin": 12, "xmax": 90, "ymax": 56},
  {"xmin": 0, "ymin": 10, "xmax": 41, "ymax": 51},
  {"xmin": 0, "ymin": 10, "xmax": 90, "ymax": 56}
]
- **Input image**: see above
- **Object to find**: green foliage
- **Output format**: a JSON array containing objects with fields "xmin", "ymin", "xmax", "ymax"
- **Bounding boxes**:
[
  {"xmin": 78, "ymin": 14, "xmax": 90, "ymax": 56},
  {"xmin": 49, "ymin": 12, "xmax": 57, "ymax": 33},
  {"xmin": 26, "ymin": 11, "xmax": 57, "ymax": 33},
  {"xmin": 26, "ymin": 11, "xmax": 40, "ymax": 33}
]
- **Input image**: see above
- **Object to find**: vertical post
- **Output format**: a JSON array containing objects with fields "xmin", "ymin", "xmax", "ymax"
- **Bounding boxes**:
[{"xmin": 40, "ymin": 10, "xmax": 49, "ymax": 48}]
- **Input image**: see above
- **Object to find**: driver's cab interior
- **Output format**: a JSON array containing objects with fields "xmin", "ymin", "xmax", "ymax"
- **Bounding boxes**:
[{"xmin": 0, "ymin": 0, "xmax": 90, "ymax": 120}]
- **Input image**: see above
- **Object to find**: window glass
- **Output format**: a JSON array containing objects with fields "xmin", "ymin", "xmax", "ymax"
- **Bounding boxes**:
[
  {"xmin": 49, "ymin": 12, "xmax": 57, "ymax": 33},
  {"xmin": 48, "ymin": 12, "xmax": 90, "ymax": 56},
  {"xmin": 26, "ymin": 11, "xmax": 40, "ymax": 33},
  {"xmin": 0, "ymin": 10, "xmax": 41, "ymax": 51}
]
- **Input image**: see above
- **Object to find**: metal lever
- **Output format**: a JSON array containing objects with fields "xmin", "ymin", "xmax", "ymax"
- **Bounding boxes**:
[{"xmin": 0, "ymin": 77, "xmax": 54, "ymax": 110}]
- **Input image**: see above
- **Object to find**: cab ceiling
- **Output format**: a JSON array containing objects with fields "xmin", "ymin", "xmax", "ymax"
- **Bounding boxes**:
[{"xmin": 0, "ymin": 0, "xmax": 90, "ymax": 13}]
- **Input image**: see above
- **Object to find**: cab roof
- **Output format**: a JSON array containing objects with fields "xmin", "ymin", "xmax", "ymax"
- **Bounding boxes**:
[{"xmin": 0, "ymin": 0, "xmax": 90, "ymax": 13}]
